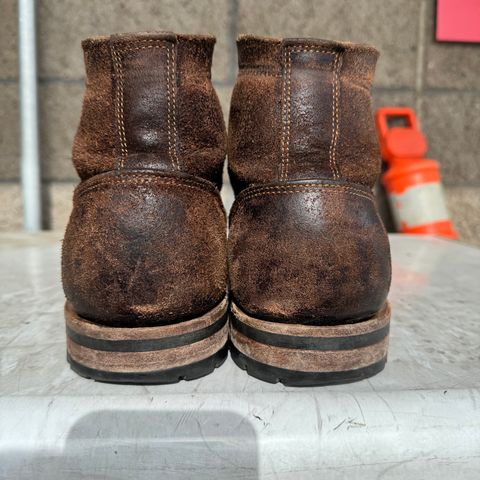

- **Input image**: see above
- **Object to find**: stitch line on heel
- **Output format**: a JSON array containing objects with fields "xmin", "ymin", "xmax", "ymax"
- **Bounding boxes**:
[{"xmin": 281, "ymin": 46, "xmax": 340, "ymax": 181}]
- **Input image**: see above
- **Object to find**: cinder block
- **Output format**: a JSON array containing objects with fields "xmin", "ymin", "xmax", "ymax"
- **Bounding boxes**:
[
  {"xmin": 37, "ymin": 0, "xmax": 232, "ymax": 83},
  {"xmin": 423, "ymin": 0, "xmax": 480, "ymax": 89},
  {"xmin": 0, "ymin": 0, "xmax": 18, "ymax": 79},
  {"xmin": 421, "ymin": 93, "xmax": 480, "ymax": 185},
  {"xmin": 372, "ymin": 90, "xmax": 416, "ymax": 112},
  {"xmin": 39, "ymin": 82, "xmax": 82, "ymax": 181},
  {"xmin": 236, "ymin": 0, "xmax": 421, "ymax": 88},
  {"xmin": 425, "ymin": 43, "xmax": 480, "ymax": 90},
  {"xmin": 0, "ymin": 84, "xmax": 20, "ymax": 180},
  {"xmin": 45, "ymin": 182, "xmax": 76, "ymax": 231},
  {"xmin": 445, "ymin": 186, "xmax": 480, "ymax": 247},
  {"xmin": 0, "ymin": 183, "xmax": 22, "ymax": 231}
]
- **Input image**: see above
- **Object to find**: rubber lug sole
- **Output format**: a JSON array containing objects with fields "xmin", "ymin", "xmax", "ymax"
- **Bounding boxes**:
[
  {"xmin": 65, "ymin": 296, "xmax": 229, "ymax": 385},
  {"xmin": 229, "ymin": 301, "xmax": 390, "ymax": 387},
  {"xmin": 68, "ymin": 344, "xmax": 228, "ymax": 385}
]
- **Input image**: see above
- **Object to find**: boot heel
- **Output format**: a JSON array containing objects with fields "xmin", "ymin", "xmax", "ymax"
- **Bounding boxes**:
[
  {"xmin": 65, "ymin": 297, "xmax": 229, "ymax": 384},
  {"xmin": 230, "ymin": 301, "xmax": 390, "ymax": 387}
]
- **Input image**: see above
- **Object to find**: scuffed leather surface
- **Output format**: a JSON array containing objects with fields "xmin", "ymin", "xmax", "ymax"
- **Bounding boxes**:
[
  {"xmin": 110, "ymin": 34, "xmax": 173, "ymax": 167},
  {"xmin": 73, "ymin": 37, "xmax": 117, "ymax": 178},
  {"xmin": 228, "ymin": 181, "xmax": 391, "ymax": 325},
  {"xmin": 64, "ymin": 32, "xmax": 228, "ymax": 328},
  {"xmin": 176, "ymin": 37, "xmax": 226, "ymax": 187},
  {"xmin": 228, "ymin": 37, "xmax": 283, "ymax": 194},
  {"xmin": 62, "ymin": 170, "xmax": 227, "ymax": 327},
  {"xmin": 228, "ymin": 36, "xmax": 380, "ymax": 192},
  {"xmin": 227, "ymin": 36, "xmax": 390, "ymax": 324},
  {"xmin": 73, "ymin": 32, "xmax": 226, "ymax": 188}
]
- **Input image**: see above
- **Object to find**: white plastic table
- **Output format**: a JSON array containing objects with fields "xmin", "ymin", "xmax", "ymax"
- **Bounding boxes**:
[{"xmin": 1, "ymin": 232, "xmax": 479, "ymax": 479}]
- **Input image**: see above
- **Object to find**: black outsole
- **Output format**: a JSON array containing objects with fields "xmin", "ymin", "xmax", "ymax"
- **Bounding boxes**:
[
  {"xmin": 230, "ymin": 343, "xmax": 387, "ymax": 387},
  {"xmin": 67, "ymin": 343, "xmax": 229, "ymax": 385}
]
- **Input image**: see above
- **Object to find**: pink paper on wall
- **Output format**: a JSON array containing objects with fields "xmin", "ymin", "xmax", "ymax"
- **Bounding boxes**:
[{"xmin": 436, "ymin": 0, "xmax": 480, "ymax": 43}]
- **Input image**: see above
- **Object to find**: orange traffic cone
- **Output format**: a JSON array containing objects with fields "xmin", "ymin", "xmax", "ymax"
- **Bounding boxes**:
[{"xmin": 376, "ymin": 107, "xmax": 458, "ymax": 240}]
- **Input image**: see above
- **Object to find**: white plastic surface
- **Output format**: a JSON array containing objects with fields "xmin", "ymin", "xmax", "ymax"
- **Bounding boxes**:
[{"xmin": 1, "ymin": 233, "xmax": 480, "ymax": 479}]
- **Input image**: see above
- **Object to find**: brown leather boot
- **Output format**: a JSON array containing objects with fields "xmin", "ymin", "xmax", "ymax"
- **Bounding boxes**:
[
  {"xmin": 228, "ymin": 35, "xmax": 392, "ymax": 386},
  {"xmin": 62, "ymin": 32, "xmax": 228, "ymax": 384}
]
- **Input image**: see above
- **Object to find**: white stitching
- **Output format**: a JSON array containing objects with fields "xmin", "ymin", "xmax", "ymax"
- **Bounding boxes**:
[
  {"xmin": 240, "ymin": 184, "xmax": 372, "ymax": 202},
  {"xmin": 283, "ymin": 48, "xmax": 293, "ymax": 180},
  {"xmin": 281, "ymin": 46, "xmax": 342, "ymax": 181},
  {"xmin": 76, "ymin": 176, "xmax": 225, "ymax": 217},
  {"xmin": 240, "ymin": 182, "xmax": 370, "ymax": 196},
  {"xmin": 111, "ymin": 45, "xmax": 128, "ymax": 169},
  {"xmin": 280, "ymin": 48, "xmax": 289, "ymax": 181},
  {"xmin": 230, "ymin": 184, "xmax": 374, "ymax": 219},
  {"xmin": 329, "ymin": 52, "xmax": 341, "ymax": 179},
  {"xmin": 169, "ymin": 43, "xmax": 180, "ymax": 171},
  {"xmin": 79, "ymin": 179, "xmax": 213, "ymax": 198},
  {"xmin": 111, "ymin": 42, "xmax": 180, "ymax": 171},
  {"xmin": 165, "ymin": 47, "xmax": 173, "ymax": 170}
]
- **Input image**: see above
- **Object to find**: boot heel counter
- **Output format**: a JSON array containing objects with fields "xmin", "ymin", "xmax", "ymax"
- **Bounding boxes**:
[
  {"xmin": 228, "ymin": 181, "xmax": 391, "ymax": 324},
  {"xmin": 62, "ymin": 171, "xmax": 227, "ymax": 326}
]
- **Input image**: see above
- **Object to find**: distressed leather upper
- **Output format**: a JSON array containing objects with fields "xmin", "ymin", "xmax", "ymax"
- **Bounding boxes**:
[
  {"xmin": 63, "ymin": 170, "xmax": 227, "ymax": 326},
  {"xmin": 73, "ymin": 32, "xmax": 226, "ymax": 187},
  {"xmin": 228, "ymin": 36, "xmax": 391, "ymax": 325},
  {"xmin": 228, "ymin": 181, "xmax": 390, "ymax": 324},
  {"xmin": 62, "ymin": 32, "xmax": 227, "ymax": 326},
  {"xmin": 228, "ymin": 36, "xmax": 380, "ymax": 193}
]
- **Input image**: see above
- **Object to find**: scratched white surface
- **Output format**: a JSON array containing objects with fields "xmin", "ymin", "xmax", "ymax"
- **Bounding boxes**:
[{"xmin": 1, "ymin": 232, "xmax": 479, "ymax": 479}]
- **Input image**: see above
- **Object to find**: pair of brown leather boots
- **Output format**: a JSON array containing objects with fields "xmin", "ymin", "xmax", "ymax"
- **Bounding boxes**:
[{"xmin": 62, "ymin": 32, "xmax": 391, "ymax": 386}]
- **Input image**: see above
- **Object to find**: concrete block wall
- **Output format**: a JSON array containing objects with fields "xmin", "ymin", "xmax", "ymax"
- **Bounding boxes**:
[{"xmin": 1, "ymin": 0, "xmax": 479, "ymax": 245}]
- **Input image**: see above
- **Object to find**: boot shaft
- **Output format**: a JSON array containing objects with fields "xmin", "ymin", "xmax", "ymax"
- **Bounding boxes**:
[
  {"xmin": 74, "ymin": 32, "xmax": 226, "ymax": 188},
  {"xmin": 228, "ymin": 35, "xmax": 380, "ymax": 193}
]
